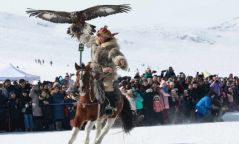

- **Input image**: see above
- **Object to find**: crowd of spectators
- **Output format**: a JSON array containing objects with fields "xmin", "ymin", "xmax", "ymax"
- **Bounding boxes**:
[
  {"xmin": 0, "ymin": 74, "xmax": 76, "ymax": 132},
  {"xmin": 118, "ymin": 67, "xmax": 239, "ymax": 125},
  {"xmin": 0, "ymin": 67, "xmax": 239, "ymax": 132}
]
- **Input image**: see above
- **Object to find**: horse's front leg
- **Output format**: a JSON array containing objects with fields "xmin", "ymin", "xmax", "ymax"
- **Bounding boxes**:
[
  {"xmin": 94, "ymin": 119, "xmax": 104, "ymax": 143},
  {"xmin": 68, "ymin": 117, "xmax": 85, "ymax": 144},
  {"xmin": 84, "ymin": 121, "xmax": 95, "ymax": 144},
  {"xmin": 94, "ymin": 118, "xmax": 116, "ymax": 144},
  {"xmin": 68, "ymin": 127, "xmax": 80, "ymax": 144}
]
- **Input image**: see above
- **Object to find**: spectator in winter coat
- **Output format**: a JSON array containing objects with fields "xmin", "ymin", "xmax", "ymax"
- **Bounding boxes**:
[
  {"xmin": 132, "ymin": 87, "xmax": 144, "ymax": 115},
  {"xmin": 143, "ymin": 68, "xmax": 153, "ymax": 79},
  {"xmin": 2, "ymin": 79, "xmax": 17, "ymax": 98},
  {"xmin": 123, "ymin": 87, "xmax": 145, "ymax": 124},
  {"xmin": 39, "ymin": 90, "xmax": 53, "ymax": 131},
  {"xmin": 7, "ymin": 91, "xmax": 21, "ymax": 131},
  {"xmin": 30, "ymin": 85, "xmax": 42, "ymax": 131},
  {"xmin": 174, "ymin": 75, "xmax": 186, "ymax": 96},
  {"xmin": 140, "ymin": 79, "xmax": 154, "ymax": 124},
  {"xmin": 0, "ymin": 88, "xmax": 7, "ymax": 131},
  {"xmin": 195, "ymin": 91, "xmax": 216, "ymax": 121},
  {"xmin": 197, "ymin": 80, "xmax": 208, "ymax": 100},
  {"xmin": 210, "ymin": 76, "xmax": 222, "ymax": 96},
  {"xmin": 234, "ymin": 80, "xmax": 239, "ymax": 110},
  {"xmin": 227, "ymin": 87, "xmax": 234, "ymax": 111},
  {"xmin": 17, "ymin": 79, "xmax": 31, "ymax": 96},
  {"xmin": 164, "ymin": 67, "xmax": 176, "ymax": 79},
  {"xmin": 188, "ymin": 83, "xmax": 200, "ymax": 107},
  {"xmin": 159, "ymin": 80, "xmax": 170, "ymax": 109},
  {"xmin": 159, "ymin": 80, "xmax": 171, "ymax": 123},
  {"xmin": 211, "ymin": 94, "xmax": 222, "ymax": 121},
  {"xmin": 168, "ymin": 89, "xmax": 180, "ymax": 124},
  {"xmin": 51, "ymin": 84, "xmax": 65, "ymax": 130},
  {"xmin": 181, "ymin": 90, "xmax": 193, "ymax": 122},
  {"xmin": 21, "ymin": 90, "xmax": 33, "ymax": 131}
]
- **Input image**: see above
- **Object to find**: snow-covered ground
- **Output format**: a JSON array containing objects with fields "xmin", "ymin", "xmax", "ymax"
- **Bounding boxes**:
[
  {"xmin": 1, "ymin": 121, "xmax": 239, "ymax": 144},
  {"xmin": 0, "ymin": 12, "xmax": 239, "ymax": 81},
  {"xmin": 0, "ymin": 112, "xmax": 238, "ymax": 144}
]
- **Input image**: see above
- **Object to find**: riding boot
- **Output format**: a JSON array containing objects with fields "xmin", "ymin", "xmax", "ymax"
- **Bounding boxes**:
[
  {"xmin": 103, "ymin": 80, "xmax": 121, "ymax": 116},
  {"xmin": 104, "ymin": 91, "xmax": 115, "ymax": 115}
]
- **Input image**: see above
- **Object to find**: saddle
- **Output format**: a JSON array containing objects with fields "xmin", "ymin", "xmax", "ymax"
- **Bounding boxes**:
[{"xmin": 94, "ymin": 80, "xmax": 121, "ymax": 116}]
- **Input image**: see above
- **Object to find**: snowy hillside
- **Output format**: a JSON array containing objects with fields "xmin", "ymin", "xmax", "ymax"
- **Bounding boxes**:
[
  {"xmin": 209, "ymin": 17, "xmax": 239, "ymax": 31},
  {"xmin": 0, "ymin": 12, "xmax": 239, "ymax": 80}
]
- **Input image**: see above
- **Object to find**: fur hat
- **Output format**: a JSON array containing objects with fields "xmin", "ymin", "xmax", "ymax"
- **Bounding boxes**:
[
  {"xmin": 153, "ymin": 95, "xmax": 160, "ymax": 100},
  {"xmin": 97, "ymin": 26, "xmax": 118, "ymax": 39}
]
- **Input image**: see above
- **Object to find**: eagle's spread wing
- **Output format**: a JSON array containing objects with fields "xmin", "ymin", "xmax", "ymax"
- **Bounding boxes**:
[
  {"xmin": 26, "ymin": 4, "xmax": 131, "ymax": 37},
  {"xmin": 81, "ymin": 4, "xmax": 131, "ymax": 21},
  {"xmin": 26, "ymin": 8, "xmax": 74, "ymax": 23}
]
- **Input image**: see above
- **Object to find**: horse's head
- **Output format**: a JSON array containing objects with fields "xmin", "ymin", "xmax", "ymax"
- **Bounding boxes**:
[{"xmin": 75, "ymin": 62, "xmax": 95, "ymax": 96}]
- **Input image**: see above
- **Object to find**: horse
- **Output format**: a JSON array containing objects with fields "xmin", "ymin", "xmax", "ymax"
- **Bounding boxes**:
[{"xmin": 68, "ymin": 62, "xmax": 134, "ymax": 144}]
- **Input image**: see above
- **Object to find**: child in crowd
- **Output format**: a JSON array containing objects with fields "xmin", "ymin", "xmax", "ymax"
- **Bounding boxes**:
[{"xmin": 153, "ymin": 95, "xmax": 164, "ymax": 124}]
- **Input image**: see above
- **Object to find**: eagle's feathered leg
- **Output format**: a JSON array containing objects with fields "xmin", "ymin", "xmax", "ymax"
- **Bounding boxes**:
[
  {"xmin": 67, "ymin": 23, "xmax": 96, "ymax": 38},
  {"xmin": 83, "ymin": 23, "xmax": 96, "ymax": 35}
]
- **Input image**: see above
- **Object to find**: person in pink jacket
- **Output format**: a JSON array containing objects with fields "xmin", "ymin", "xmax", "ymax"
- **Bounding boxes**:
[
  {"xmin": 153, "ymin": 95, "xmax": 164, "ymax": 124},
  {"xmin": 153, "ymin": 95, "xmax": 164, "ymax": 112}
]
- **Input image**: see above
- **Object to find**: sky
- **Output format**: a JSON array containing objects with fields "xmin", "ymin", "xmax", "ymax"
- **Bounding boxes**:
[{"xmin": 1, "ymin": 0, "xmax": 239, "ymax": 28}]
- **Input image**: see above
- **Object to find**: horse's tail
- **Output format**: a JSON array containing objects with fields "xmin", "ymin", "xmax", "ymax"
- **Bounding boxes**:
[{"xmin": 119, "ymin": 96, "xmax": 134, "ymax": 133}]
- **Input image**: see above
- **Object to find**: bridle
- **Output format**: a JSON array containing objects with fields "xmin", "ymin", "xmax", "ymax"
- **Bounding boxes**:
[{"xmin": 75, "ymin": 66, "xmax": 96, "ymax": 103}]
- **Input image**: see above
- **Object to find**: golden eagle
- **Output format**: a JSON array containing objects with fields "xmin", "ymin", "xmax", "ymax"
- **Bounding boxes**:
[{"xmin": 26, "ymin": 4, "xmax": 131, "ymax": 37}]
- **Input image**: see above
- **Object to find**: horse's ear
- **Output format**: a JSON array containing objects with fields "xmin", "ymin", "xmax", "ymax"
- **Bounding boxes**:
[
  {"xmin": 75, "ymin": 62, "xmax": 81, "ymax": 70},
  {"xmin": 87, "ymin": 62, "xmax": 91, "ymax": 70}
]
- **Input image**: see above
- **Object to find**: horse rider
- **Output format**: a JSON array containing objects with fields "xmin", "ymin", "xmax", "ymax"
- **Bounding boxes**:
[{"xmin": 77, "ymin": 26, "xmax": 128, "ymax": 115}]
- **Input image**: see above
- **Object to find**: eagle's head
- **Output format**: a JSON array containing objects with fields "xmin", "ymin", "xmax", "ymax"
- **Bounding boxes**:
[{"xmin": 67, "ymin": 24, "xmax": 82, "ymax": 37}]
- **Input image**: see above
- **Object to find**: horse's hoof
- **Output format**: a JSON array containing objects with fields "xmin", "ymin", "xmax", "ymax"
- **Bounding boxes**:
[
  {"xmin": 84, "ymin": 139, "xmax": 89, "ymax": 144},
  {"xmin": 94, "ymin": 140, "xmax": 102, "ymax": 144}
]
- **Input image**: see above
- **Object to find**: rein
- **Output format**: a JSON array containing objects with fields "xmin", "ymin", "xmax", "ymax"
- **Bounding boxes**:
[
  {"xmin": 74, "ymin": 65, "xmax": 119, "ymax": 106},
  {"xmin": 74, "ymin": 68, "xmax": 97, "ymax": 106},
  {"xmin": 77, "ymin": 101, "xmax": 98, "ymax": 107},
  {"xmin": 88, "ymin": 72, "xmax": 95, "ymax": 103}
]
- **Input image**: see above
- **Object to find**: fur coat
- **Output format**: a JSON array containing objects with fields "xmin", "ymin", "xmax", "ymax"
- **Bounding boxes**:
[{"xmin": 78, "ymin": 34, "xmax": 128, "ymax": 92}]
